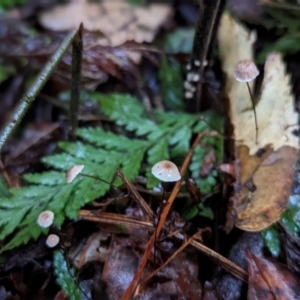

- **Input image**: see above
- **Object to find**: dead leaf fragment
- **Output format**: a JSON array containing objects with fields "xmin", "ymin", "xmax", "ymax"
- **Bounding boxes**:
[
  {"xmin": 218, "ymin": 13, "xmax": 299, "ymax": 231},
  {"xmin": 236, "ymin": 146, "xmax": 297, "ymax": 231},
  {"xmin": 247, "ymin": 251, "xmax": 300, "ymax": 300},
  {"xmin": 39, "ymin": 1, "xmax": 172, "ymax": 47}
]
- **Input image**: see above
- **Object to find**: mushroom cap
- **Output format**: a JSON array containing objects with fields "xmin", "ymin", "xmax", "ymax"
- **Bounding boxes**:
[
  {"xmin": 37, "ymin": 210, "xmax": 54, "ymax": 228},
  {"xmin": 151, "ymin": 160, "xmax": 181, "ymax": 182},
  {"xmin": 46, "ymin": 234, "xmax": 60, "ymax": 248},
  {"xmin": 66, "ymin": 165, "xmax": 84, "ymax": 183},
  {"xmin": 234, "ymin": 60, "xmax": 259, "ymax": 82}
]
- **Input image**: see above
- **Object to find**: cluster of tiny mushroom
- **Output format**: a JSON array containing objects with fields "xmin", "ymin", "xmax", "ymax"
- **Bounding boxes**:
[
  {"xmin": 36, "ymin": 210, "xmax": 59, "ymax": 248},
  {"xmin": 36, "ymin": 165, "xmax": 86, "ymax": 248},
  {"xmin": 36, "ymin": 162, "xmax": 180, "ymax": 248},
  {"xmin": 184, "ymin": 59, "xmax": 208, "ymax": 99}
]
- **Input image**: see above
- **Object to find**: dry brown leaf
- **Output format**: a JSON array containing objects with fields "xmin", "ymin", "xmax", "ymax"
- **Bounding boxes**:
[
  {"xmin": 246, "ymin": 251, "xmax": 300, "ymax": 300},
  {"xmin": 39, "ymin": 0, "xmax": 172, "ymax": 47},
  {"xmin": 218, "ymin": 13, "xmax": 299, "ymax": 232}
]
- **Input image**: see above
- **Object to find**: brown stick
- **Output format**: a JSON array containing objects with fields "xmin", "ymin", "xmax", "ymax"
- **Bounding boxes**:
[
  {"xmin": 142, "ymin": 233, "xmax": 197, "ymax": 285},
  {"xmin": 116, "ymin": 169, "xmax": 155, "ymax": 220}
]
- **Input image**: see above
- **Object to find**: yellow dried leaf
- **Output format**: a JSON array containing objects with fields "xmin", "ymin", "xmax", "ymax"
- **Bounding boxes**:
[{"xmin": 218, "ymin": 13, "xmax": 299, "ymax": 232}]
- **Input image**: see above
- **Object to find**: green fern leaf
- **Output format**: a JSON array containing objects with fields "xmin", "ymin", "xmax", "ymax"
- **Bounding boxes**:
[
  {"xmin": 0, "ymin": 175, "xmax": 10, "ymax": 197},
  {"xmin": 53, "ymin": 251, "xmax": 82, "ymax": 300},
  {"xmin": 77, "ymin": 127, "xmax": 148, "ymax": 153},
  {"xmin": 93, "ymin": 93, "xmax": 158, "ymax": 136},
  {"xmin": 24, "ymin": 171, "xmax": 65, "ymax": 185},
  {"xmin": 0, "ymin": 92, "xmax": 223, "ymax": 253},
  {"xmin": 1, "ymin": 227, "xmax": 41, "ymax": 253}
]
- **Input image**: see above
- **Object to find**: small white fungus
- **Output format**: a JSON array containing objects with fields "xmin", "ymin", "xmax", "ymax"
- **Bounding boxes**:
[
  {"xmin": 187, "ymin": 72, "xmax": 194, "ymax": 81},
  {"xmin": 234, "ymin": 60, "xmax": 259, "ymax": 83},
  {"xmin": 66, "ymin": 165, "xmax": 84, "ymax": 183},
  {"xmin": 185, "ymin": 91, "xmax": 193, "ymax": 99},
  {"xmin": 192, "ymin": 74, "xmax": 200, "ymax": 82},
  {"xmin": 194, "ymin": 60, "xmax": 200, "ymax": 67},
  {"xmin": 151, "ymin": 160, "xmax": 181, "ymax": 182},
  {"xmin": 46, "ymin": 234, "xmax": 60, "ymax": 248},
  {"xmin": 37, "ymin": 210, "xmax": 54, "ymax": 228},
  {"xmin": 184, "ymin": 81, "xmax": 193, "ymax": 90}
]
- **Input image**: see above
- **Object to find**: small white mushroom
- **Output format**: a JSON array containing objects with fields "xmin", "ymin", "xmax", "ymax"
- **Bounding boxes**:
[
  {"xmin": 194, "ymin": 59, "xmax": 208, "ymax": 67},
  {"xmin": 194, "ymin": 60, "xmax": 201, "ymax": 67},
  {"xmin": 66, "ymin": 165, "xmax": 84, "ymax": 183},
  {"xmin": 151, "ymin": 160, "xmax": 181, "ymax": 182},
  {"xmin": 192, "ymin": 73, "xmax": 200, "ymax": 82},
  {"xmin": 37, "ymin": 210, "xmax": 54, "ymax": 228},
  {"xmin": 234, "ymin": 60, "xmax": 259, "ymax": 82},
  {"xmin": 187, "ymin": 72, "xmax": 194, "ymax": 81},
  {"xmin": 46, "ymin": 234, "xmax": 60, "ymax": 248},
  {"xmin": 185, "ymin": 91, "xmax": 194, "ymax": 99},
  {"xmin": 184, "ymin": 81, "xmax": 193, "ymax": 90},
  {"xmin": 234, "ymin": 59, "xmax": 260, "ymax": 144},
  {"xmin": 186, "ymin": 63, "xmax": 191, "ymax": 70}
]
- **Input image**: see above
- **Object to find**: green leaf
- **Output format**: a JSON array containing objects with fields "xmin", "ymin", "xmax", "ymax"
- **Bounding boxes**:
[
  {"xmin": 53, "ymin": 251, "xmax": 82, "ymax": 300},
  {"xmin": 198, "ymin": 203, "xmax": 214, "ymax": 219},
  {"xmin": 24, "ymin": 171, "xmax": 65, "ymax": 186},
  {"xmin": 93, "ymin": 93, "xmax": 158, "ymax": 136},
  {"xmin": 281, "ymin": 194, "xmax": 300, "ymax": 236},
  {"xmin": 0, "ymin": 65, "xmax": 15, "ymax": 83},
  {"xmin": 0, "ymin": 175, "xmax": 10, "ymax": 197},
  {"xmin": 257, "ymin": 35, "xmax": 300, "ymax": 64},
  {"xmin": 262, "ymin": 226, "xmax": 280, "ymax": 258},
  {"xmin": 190, "ymin": 110, "xmax": 223, "ymax": 195},
  {"xmin": 182, "ymin": 205, "xmax": 199, "ymax": 221},
  {"xmin": 159, "ymin": 57, "xmax": 184, "ymax": 111},
  {"xmin": 161, "ymin": 28, "xmax": 195, "ymax": 54}
]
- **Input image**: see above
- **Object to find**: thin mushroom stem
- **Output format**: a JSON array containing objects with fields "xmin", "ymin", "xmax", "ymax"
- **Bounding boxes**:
[{"xmin": 246, "ymin": 82, "xmax": 258, "ymax": 144}]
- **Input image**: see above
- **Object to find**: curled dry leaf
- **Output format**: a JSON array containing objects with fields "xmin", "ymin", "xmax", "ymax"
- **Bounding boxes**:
[{"xmin": 218, "ymin": 13, "xmax": 299, "ymax": 231}]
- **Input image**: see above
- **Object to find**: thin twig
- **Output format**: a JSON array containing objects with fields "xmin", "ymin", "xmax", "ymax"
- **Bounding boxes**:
[
  {"xmin": 79, "ymin": 210, "xmax": 153, "ymax": 231},
  {"xmin": 188, "ymin": 238, "xmax": 248, "ymax": 283},
  {"xmin": 142, "ymin": 233, "xmax": 197, "ymax": 285},
  {"xmin": 246, "ymin": 82, "xmax": 258, "ymax": 144},
  {"xmin": 69, "ymin": 23, "xmax": 83, "ymax": 140},
  {"xmin": 116, "ymin": 169, "xmax": 155, "ymax": 220},
  {"xmin": 260, "ymin": 0, "xmax": 300, "ymax": 11},
  {"xmin": 0, "ymin": 28, "xmax": 79, "ymax": 152}
]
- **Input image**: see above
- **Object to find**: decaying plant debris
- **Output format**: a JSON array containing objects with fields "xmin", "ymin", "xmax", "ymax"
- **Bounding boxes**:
[{"xmin": 1, "ymin": 1, "xmax": 300, "ymax": 299}]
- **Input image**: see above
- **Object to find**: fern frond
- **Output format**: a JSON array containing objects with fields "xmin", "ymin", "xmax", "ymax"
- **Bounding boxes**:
[
  {"xmin": 53, "ymin": 251, "xmax": 82, "ymax": 300},
  {"xmin": 93, "ymin": 93, "xmax": 159, "ymax": 136},
  {"xmin": 0, "ymin": 92, "xmax": 223, "ymax": 252}
]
